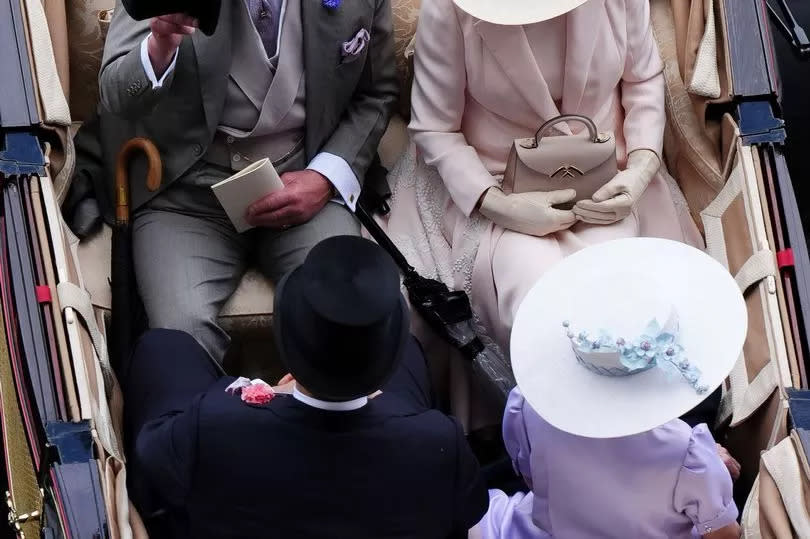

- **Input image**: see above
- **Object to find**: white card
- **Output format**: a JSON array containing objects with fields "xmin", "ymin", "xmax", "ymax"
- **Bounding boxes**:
[{"xmin": 211, "ymin": 158, "xmax": 285, "ymax": 233}]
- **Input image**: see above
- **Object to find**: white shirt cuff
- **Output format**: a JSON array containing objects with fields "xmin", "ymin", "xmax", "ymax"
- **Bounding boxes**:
[
  {"xmin": 140, "ymin": 34, "xmax": 178, "ymax": 89},
  {"xmin": 307, "ymin": 152, "xmax": 361, "ymax": 211}
]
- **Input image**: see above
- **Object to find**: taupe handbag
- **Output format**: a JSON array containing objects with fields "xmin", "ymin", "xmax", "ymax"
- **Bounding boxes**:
[{"xmin": 503, "ymin": 114, "xmax": 617, "ymax": 209}]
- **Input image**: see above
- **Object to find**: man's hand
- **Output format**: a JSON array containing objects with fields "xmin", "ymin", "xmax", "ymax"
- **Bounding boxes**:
[
  {"xmin": 246, "ymin": 170, "xmax": 334, "ymax": 229},
  {"xmin": 148, "ymin": 14, "xmax": 197, "ymax": 78}
]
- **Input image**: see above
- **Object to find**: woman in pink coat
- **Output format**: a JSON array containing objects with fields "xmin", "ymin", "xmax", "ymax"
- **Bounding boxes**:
[{"xmin": 385, "ymin": 0, "xmax": 702, "ymax": 424}]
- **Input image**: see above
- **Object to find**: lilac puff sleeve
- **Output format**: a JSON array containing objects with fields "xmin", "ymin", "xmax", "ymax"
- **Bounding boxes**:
[
  {"xmin": 502, "ymin": 387, "xmax": 534, "ymax": 489},
  {"xmin": 673, "ymin": 424, "xmax": 738, "ymax": 536}
]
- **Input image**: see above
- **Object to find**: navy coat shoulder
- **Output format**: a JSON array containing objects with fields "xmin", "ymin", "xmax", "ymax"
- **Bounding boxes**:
[{"xmin": 124, "ymin": 330, "xmax": 488, "ymax": 539}]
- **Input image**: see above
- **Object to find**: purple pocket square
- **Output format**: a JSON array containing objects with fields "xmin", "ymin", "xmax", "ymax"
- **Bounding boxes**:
[{"xmin": 342, "ymin": 28, "xmax": 370, "ymax": 59}]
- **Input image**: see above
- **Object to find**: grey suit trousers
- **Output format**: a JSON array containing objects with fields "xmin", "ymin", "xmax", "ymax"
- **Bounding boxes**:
[{"xmin": 132, "ymin": 161, "xmax": 360, "ymax": 363}]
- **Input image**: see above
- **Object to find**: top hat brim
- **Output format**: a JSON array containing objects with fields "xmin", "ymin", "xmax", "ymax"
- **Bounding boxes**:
[
  {"xmin": 194, "ymin": 0, "xmax": 221, "ymax": 36},
  {"xmin": 452, "ymin": 0, "xmax": 591, "ymax": 25},
  {"xmin": 511, "ymin": 237, "xmax": 747, "ymax": 439},
  {"xmin": 121, "ymin": 0, "xmax": 222, "ymax": 36},
  {"xmin": 274, "ymin": 267, "xmax": 410, "ymax": 402}
]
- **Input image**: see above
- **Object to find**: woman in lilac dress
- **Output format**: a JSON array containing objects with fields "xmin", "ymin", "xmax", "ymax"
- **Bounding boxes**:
[{"xmin": 480, "ymin": 238, "xmax": 745, "ymax": 538}]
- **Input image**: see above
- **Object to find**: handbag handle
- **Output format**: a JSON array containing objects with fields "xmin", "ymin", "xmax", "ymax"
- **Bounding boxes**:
[{"xmin": 523, "ymin": 114, "xmax": 610, "ymax": 149}]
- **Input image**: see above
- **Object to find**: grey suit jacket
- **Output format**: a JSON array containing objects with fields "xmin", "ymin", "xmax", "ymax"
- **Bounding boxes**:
[{"xmin": 97, "ymin": 0, "xmax": 398, "ymax": 211}]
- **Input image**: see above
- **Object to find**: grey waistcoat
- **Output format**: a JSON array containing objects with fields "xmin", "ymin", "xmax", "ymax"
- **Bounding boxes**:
[{"xmin": 204, "ymin": 0, "xmax": 307, "ymax": 174}]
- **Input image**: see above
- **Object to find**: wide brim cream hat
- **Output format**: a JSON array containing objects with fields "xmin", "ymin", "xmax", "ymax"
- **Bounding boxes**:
[
  {"xmin": 452, "ymin": 0, "xmax": 591, "ymax": 25},
  {"xmin": 511, "ymin": 237, "xmax": 747, "ymax": 439}
]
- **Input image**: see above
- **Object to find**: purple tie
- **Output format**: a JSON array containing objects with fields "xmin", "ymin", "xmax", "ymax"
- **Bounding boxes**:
[{"xmin": 247, "ymin": 0, "xmax": 283, "ymax": 58}]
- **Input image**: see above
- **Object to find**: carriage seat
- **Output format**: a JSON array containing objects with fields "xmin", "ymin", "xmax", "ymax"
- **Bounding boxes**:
[
  {"xmin": 76, "ymin": 118, "xmax": 409, "ymax": 333},
  {"xmin": 70, "ymin": 1, "xmax": 418, "ymax": 334}
]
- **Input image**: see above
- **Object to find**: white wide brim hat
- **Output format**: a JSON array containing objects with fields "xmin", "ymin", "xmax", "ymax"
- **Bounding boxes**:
[
  {"xmin": 453, "ymin": 0, "xmax": 591, "ymax": 25},
  {"xmin": 511, "ymin": 237, "xmax": 747, "ymax": 439}
]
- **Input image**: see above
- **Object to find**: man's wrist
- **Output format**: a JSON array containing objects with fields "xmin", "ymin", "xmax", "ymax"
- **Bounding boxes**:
[
  {"xmin": 147, "ymin": 36, "xmax": 175, "ymax": 78},
  {"xmin": 306, "ymin": 169, "xmax": 337, "ymax": 197}
]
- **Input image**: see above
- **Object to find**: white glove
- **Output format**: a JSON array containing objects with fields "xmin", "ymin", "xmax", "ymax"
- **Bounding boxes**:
[
  {"xmin": 573, "ymin": 149, "xmax": 660, "ymax": 225},
  {"xmin": 478, "ymin": 187, "xmax": 577, "ymax": 237}
]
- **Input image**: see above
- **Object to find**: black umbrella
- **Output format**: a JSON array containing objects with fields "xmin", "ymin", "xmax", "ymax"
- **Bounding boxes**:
[
  {"xmin": 110, "ymin": 138, "xmax": 162, "ymax": 375},
  {"xmin": 354, "ymin": 203, "xmax": 516, "ymax": 405}
]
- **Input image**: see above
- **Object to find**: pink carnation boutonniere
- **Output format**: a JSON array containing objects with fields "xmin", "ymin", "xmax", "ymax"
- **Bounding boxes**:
[{"xmin": 225, "ymin": 377, "xmax": 276, "ymax": 405}]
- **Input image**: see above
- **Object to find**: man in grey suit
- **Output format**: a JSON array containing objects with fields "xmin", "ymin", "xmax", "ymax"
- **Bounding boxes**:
[{"xmin": 99, "ymin": 0, "xmax": 398, "ymax": 363}]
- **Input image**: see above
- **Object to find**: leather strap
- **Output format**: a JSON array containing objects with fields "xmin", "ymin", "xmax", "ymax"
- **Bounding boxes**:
[
  {"xmin": 56, "ymin": 282, "xmax": 123, "ymax": 462},
  {"xmin": 0, "ymin": 291, "xmax": 42, "ymax": 538},
  {"xmin": 56, "ymin": 282, "xmax": 113, "ymax": 392},
  {"xmin": 19, "ymin": 0, "xmax": 70, "ymax": 126},
  {"xmin": 38, "ymin": 173, "xmax": 93, "ymax": 421},
  {"xmin": 30, "ymin": 176, "xmax": 80, "ymax": 421},
  {"xmin": 702, "ymin": 152, "xmax": 780, "ymax": 427},
  {"xmin": 735, "ymin": 249, "xmax": 777, "ymax": 293}
]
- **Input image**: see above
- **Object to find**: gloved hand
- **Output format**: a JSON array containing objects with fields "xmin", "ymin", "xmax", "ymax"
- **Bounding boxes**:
[
  {"xmin": 573, "ymin": 149, "xmax": 660, "ymax": 225},
  {"xmin": 478, "ymin": 187, "xmax": 577, "ymax": 237}
]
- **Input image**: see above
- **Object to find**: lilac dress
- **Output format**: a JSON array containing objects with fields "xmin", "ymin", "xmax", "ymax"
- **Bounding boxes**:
[{"xmin": 481, "ymin": 388, "xmax": 738, "ymax": 538}]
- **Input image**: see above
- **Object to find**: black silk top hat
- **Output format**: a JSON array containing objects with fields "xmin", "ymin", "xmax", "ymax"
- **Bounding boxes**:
[
  {"xmin": 121, "ymin": 0, "xmax": 222, "ymax": 36},
  {"xmin": 274, "ymin": 236, "xmax": 410, "ymax": 401}
]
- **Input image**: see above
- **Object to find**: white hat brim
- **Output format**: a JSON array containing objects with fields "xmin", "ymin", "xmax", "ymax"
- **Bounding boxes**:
[
  {"xmin": 511, "ymin": 238, "xmax": 747, "ymax": 439},
  {"xmin": 453, "ymin": 0, "xmax": 591, "ymax": 25}
]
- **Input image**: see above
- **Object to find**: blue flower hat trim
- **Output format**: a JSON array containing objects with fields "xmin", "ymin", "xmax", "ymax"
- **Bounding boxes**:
[
  {"xmin": 323, "ymin": 0, "xmax": 341, "ymax": 8},
  {"xmin": 563, "ymin": 311, "xmax": 708, "ymax": 395}
]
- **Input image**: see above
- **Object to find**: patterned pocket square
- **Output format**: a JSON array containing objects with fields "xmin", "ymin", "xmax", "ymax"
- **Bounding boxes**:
[{"xmin": 341, "ymin": 28, "xmax": 370, "ymax": 62}]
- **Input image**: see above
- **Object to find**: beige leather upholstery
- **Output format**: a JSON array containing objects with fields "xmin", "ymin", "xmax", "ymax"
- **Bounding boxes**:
[
  {"xmin": 67, "ymin": 0, "xmax": 114, "ymax": 122},
  {"xmin": 391, "ymin": 0, "xmax": 421, "ymax": 119}
]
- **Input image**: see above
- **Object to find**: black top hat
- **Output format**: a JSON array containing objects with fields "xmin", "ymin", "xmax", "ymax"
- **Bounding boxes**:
[
  {"xmin": 274, "ymin": 236, "xmax": 410, "ymax": 401},
  {"xmin": 121, "ymin": 0, "xmax": 222, "ymax": 36}
]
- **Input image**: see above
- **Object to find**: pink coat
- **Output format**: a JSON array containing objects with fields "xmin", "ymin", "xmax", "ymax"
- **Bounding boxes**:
[
  {"xmin": 385, "ymin": 0, "xmax": 702, "ymax": 428},
  {"xmin": 410, "ymin": 0, "xmax": 673, "ymax": 217}
]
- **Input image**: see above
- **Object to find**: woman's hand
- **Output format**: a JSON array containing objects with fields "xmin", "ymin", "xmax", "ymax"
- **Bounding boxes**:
[
  {"xmin": 272, "ymin": 373, "xmax": 383, "ymax": 399},
  {"xmin": 478, "ymin": 187, "xmax": 577, "ymax": 237},
  {"xmin": 716, "ymin": 443, "xmax": 741, "ymax": 482},
  {"xmin": 573, "ymin": 149, "xmax": 660, "ymax": 225},
  {"xmin": 147, "ymin": 14, "xmax": 198, "ymax": 78},
  {"xmin": 272, "ymin": 374, "xmax": 296, "ymax": 394}
]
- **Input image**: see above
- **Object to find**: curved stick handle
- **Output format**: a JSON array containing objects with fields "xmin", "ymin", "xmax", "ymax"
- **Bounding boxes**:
[
  {"xmin": 527, "ymin": 114, "xmax": 608, "ymax": 148},
  {"xmin": 114, "ymin": 138, "xmax": 163, "ymax": 224}
]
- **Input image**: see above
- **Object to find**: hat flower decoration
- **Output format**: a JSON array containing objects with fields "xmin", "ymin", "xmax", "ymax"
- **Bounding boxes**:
[{"xmin": 563, "ymin": 309, "xmax": 708, "ymax": 395}]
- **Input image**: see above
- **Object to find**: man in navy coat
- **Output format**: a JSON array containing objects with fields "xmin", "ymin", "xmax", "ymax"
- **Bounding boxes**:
[{"xmin": 123, "ymin": 236, "xmax": 489, "ymax": 538}]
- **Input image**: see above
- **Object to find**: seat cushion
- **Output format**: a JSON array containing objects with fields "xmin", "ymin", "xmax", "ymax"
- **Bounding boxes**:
[
  {"xmin": 378, "ymin": 114, "xmax": 409, "ymax": 172},
  {"xmin": 219, "ymin": 269, "xmax": 275, "ymax": 333},
  {"xmin": 77, "ymin": 224, "xmax": 276, "ymax": 319}
]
